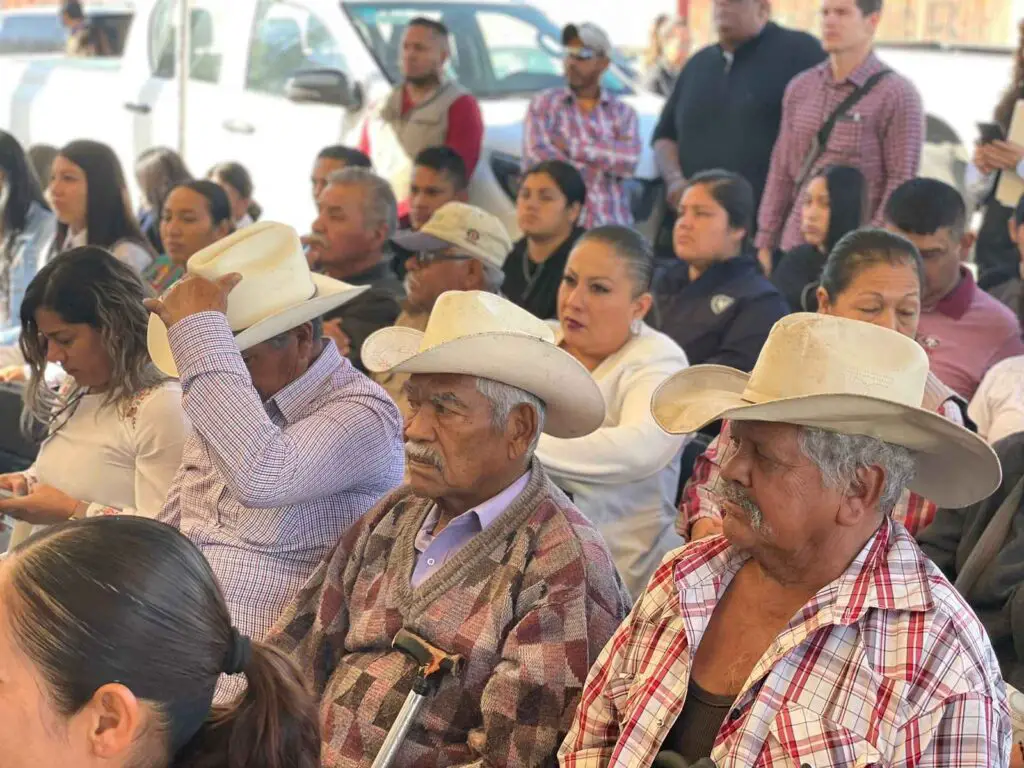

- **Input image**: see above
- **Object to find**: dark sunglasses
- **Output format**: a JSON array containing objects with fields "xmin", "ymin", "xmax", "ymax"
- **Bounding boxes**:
[
  {"xmin": 564, "ymin": 46, "xmax": 599, "ymax": 62},
  {"xmin": 412, "ymin": 251, "xmax": 473, "ymax": 267}
]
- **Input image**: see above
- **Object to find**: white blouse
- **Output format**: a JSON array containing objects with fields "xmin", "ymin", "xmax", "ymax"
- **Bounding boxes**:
[
  {"xmin": 65, "ymin": 229, "xmax": 153, "ymax": 273},
  {"xmin": 9, "ymin": 382, "xmax": 188, "ymax": 547},
  {"xmin": 969, "ymin": 354, "xmax": 1024, "ymax": 444},
  {"xmin": 536, "ymin": 322, "xmax": 690, "ymax": 598}
]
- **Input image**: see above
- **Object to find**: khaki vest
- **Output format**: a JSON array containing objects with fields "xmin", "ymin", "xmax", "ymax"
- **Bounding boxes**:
[{"xmin": 367, "ymin": 81, "xmax": 468, "ymax": 200}]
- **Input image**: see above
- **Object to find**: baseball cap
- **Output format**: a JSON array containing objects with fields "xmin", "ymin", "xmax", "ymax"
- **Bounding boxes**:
[
  {"xmin": 561, "ymin": 23, "xmax": 612, "ymax": 58},
  {"xmin": 391, "ymin": 202, "xmax": 512, "ymax": 271}
]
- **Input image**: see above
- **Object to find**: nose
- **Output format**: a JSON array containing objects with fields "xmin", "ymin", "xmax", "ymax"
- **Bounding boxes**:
[
  {"xmin": 874, "ymin": 307, "xmax": 900, "ymax": 332},
  {"xmin": 719, "ymin": 438, "xmax": 752, "ymax": 488},
  {"xmin": 403, "ymin": 404, "xmax": 434, "ymax": 443},
  {"xmin": 45, "ymin": 340, "xmax": 65, "ymax": 365},
  {"xmin": 406, "ymin": 255, "xmax": 422, "ymax": 273},
  {"xmin": 312, "ymin": 214, "xmax": 325, "ymax": 235}
]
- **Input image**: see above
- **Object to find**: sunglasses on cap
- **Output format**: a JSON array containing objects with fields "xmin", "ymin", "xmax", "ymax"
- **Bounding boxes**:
[{"xmin": 564, "ymin": 45, "xmax": 600, "ymax": 61}]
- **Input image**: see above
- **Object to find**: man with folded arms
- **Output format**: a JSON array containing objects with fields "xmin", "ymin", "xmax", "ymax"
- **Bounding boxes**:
[
  {"xmin": 560, "ymin": 313, "xmax": 1009, "ymax": 767},
  {"xmin": 269, "ymin": 290, "xmax": 631, "ymax": 767},
  {"xmin": 144, "ymin": 222, "xmax": 405, "ymax": 657}
]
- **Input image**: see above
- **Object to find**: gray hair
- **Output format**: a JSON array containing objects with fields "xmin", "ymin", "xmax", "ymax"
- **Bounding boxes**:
[
  {"xmin": 475, "ymin": 377, "xmax": 546, "ymax": 454},
  {"xmin": 327, "ymin": 167, "xmax": 398, "ymax": 238},
  {"xmin": 798, "ymin": 427, "xmax": 916, "ymax": 515},
  {"xmin": 575, "ymin": 226, "xmax": 654, "ymax": 296},
  {"xmin": 480, "ymin": 262, "xmax": 505, "ymax": 293}
]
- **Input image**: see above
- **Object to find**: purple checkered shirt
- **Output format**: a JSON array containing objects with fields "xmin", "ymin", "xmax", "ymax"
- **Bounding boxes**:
[
  {"xmin": 159, "ymin": 312, "xmax": 404, "ymax": 646},
  {"xmin": 756, "ymin": 53, "xmax": 923, "ymax": 252},
  {"xmin": 523, "ymin": 87, "xmax": 641, "ymax": 228}
]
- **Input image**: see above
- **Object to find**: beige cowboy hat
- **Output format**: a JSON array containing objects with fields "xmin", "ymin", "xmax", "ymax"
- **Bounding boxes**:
[
  {"xmin": 651, "ymin": 313, "xmax": 1000, "ymax": 509},
  {"xmin": 147, "ymin": 221, "xmax": 367, "ymax": 377},
  {"xmin": 361, "ymin": 290, "xmax": 606, "ymax": 438}
]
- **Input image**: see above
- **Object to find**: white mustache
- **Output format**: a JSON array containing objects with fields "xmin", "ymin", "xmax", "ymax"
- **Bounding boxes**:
[{"xmin": 405, "ymin": 441, "xmax": 444, "ymax": 471}]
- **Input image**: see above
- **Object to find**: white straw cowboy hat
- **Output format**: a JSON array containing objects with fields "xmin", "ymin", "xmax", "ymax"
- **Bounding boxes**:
[
  {"xmin": 148, "ymin": 221, "xmax": 367, "ymax": 377},
  {"xmin": 361, "ymin": 290, "xmax": 605, "ymax": 438},
  {"xmin": 391, "ymin": 202, "xmax": 512, "ymax": 271},
  {"xmin": 651, "ymin": 313, "xmax": 1000, "ymax": 509}
]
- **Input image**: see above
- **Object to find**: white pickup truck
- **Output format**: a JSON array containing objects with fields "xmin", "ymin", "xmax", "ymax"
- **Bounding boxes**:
[{"xmin": 0, "ymin": 0, "xmax": 666, "ymax": 238}]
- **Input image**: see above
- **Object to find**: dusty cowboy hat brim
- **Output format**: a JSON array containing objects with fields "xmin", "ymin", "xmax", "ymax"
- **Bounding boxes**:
[
  {"xmin": 148, "ymin": 273, "xmax": 369, "ymax": 378},
  {"xmin": 361, "ymin": 326, "xmax": 606, "ymax": 439},
  {"xmin": 652, "ymin": 365, "xmax": 1001, "ymax": 509}
]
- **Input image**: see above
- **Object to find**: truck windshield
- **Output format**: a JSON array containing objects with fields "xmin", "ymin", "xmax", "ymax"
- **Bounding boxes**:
[{"xmin": 344, "ymin": 1, "xmax": 635, "ymax": 99}]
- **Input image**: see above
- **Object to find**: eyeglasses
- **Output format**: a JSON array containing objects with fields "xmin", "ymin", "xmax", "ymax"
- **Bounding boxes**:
[{"xmin": 412, "ymin": 252, "xmax": 473, "ymax": 268}]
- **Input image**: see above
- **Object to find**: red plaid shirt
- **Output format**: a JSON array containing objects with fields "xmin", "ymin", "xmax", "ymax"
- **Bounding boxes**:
[
  {"xmin": 678, "ymin": 373, "xmax": 963, "ymax": 539},
  {"xmin": 559, "ymin": 523, "xmax": 1010, "ymax": 767}
]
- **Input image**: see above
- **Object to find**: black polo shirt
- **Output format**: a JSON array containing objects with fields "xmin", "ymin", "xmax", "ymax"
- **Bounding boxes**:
[
  {"xmin": 655, "ymin": 256, "xmax": 790, "ymax": 372},
  {"xmin": 503, "ymin": 227, "xmax": 584, "ymax": 320},
  {"xmin": 652, "ymin": 23, "xmax": 825, "ymax": 209}
]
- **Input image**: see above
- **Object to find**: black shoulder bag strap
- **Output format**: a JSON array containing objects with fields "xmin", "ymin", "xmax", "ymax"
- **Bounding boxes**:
[{"xmin": 788, "ymin": 69, "xmax": 892, "ymax": 211}]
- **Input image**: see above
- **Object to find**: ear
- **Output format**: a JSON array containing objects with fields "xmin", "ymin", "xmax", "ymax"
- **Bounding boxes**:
[
  {"xmin": 835, "ymin": 464, "xmax": 886, "ymax": 528},
  {"xmin": 463, "ymin": 259, "xmax": 485, "ymax": 291},
  {"xmin": 456, "ymin": 188, "xmax": 470, "ymax": 203},
  {"xmin": 294, "ymin": 322, "xmax": 315, "ymax": 360},
  {"xmin": 81, "ymin": 683, "xmax": 143, "ymax": 760},
  {"xmin": 506, "ymin": 402, "xmax": 539, "ymax": 460},
  {"xmin": 815, "ymin": 286, "xmax": 832, "ymax": 315},
  {"xmin": 633, "ymin": 291, "xmax": 654, "ymax": 321},
  {"xmin": 959, "ymin": 231, "xmax": 976, "ymax": 261},
  {"xmin": 567, "ymin": 202, "xmax": 583, "ymax": 224},
  {"xmin": 213, "ymin": 220, "xmax": 232, "ymax": 240},
  {"xmin": 866, "ymin": 11, "xmax": 883, "ymax": 34}
]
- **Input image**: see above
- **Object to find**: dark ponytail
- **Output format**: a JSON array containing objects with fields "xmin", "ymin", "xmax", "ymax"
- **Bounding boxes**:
[
  {"xmin": 7, "ymin": 517, "xmax": 319, "ymax": 768},
  {"xmin": 177, "ymin": 643, "xmax": 320, "ymax": 768}
]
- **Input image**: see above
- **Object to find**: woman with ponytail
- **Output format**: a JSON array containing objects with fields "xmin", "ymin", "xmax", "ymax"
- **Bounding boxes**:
[{"xmin": 0, "ymin": 516, "xmax": 319, "ymax": 768}]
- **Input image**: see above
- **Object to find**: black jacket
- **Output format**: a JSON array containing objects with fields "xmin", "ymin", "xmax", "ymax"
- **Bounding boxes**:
[
  {"xmin": 652, "ymin": 23, "xmax": 825, "ymax": 211},
  {"xmin": 771, "ymin": 243, "xmax": 827, "ymax": 312},
  {"xmin": 503, "ymin": 227, "xmax": 584, "ymax": 321},
  {"xmin": 323, "ymin": 261, "xmax": 404, "ymax": 373},
  {"xmin": 918, "ymin": 432, "xmax": 1024, "ymax": 688},
  {"xmin": 655, "ymin": 256, "xmax": 790, "ymax": 372}
]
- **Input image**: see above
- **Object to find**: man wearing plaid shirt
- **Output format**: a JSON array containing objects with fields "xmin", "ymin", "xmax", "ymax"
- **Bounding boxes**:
[
  {"xmin": 560, "ymin": 313, "xmax": 1010, "ymax": 767},
  {"xmin": 523, "ymin": 23, "xmax": 641, "ymax": 228}
]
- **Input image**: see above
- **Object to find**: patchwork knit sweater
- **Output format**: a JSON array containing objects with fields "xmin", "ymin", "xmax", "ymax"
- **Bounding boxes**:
[{"xmin": 268, "ymin": 461, "xmax": 631, "ymax": 767}]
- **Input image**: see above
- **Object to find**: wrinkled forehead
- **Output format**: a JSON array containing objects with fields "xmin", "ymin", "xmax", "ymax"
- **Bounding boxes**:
[{"xmin": 405, "ymin": 372, "xmax": 482, "ymax": 403}]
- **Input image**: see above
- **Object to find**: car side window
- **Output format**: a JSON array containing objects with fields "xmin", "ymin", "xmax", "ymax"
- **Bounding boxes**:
[
  {"xmin": 246, "ymin": 0, "xmax": 349, "ymax": 97},
  {"xmin": 148, "ymin": 0, "xmax": 226, "ymax": 84}
]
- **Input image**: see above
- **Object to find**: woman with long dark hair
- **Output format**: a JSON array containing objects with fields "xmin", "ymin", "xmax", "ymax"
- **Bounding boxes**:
[
  {"xmin": 0, "ymin": 248, "xmax": 186, "ymax": 544},
  {"xmin": 0, "ymin": 131, "xmax": 55, "ymax": 347},
  {"xmin": 47, "ymin": 140, "xmax": 153, "ymax": 272},
  {"xmin": 771, "ymin": 165, "xmax": 867, "ymax": 311},
  {"xmin": 135, "ymin": 146, "xmax": 193, "ymax": 255},
  {"xmin": 0, "ymin": 516, "xmax": 320, "ymax": 768},
  {"xmin": 208, "ymin": 161, "xmax": 261, "ymax": 229},
  {"xmin": 143, "ymin": 180, "xmax": 233, "ymax": 294}
]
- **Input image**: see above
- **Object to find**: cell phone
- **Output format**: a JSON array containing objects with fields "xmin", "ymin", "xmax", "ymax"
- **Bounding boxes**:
[{"xmin": 978, "ymin": 122, "xmax": 1005, "ymax": 144}]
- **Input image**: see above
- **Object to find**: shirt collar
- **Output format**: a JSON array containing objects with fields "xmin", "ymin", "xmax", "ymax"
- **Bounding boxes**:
[
  {"xmin": 342, "ymin": 260, "xmax": 395, "ymax": 287},
  {"xmin": 674, "ymin": 519, "xmax": 934, "ymax": 625},
  {"xmin": 415, "ymin": 469, "xmax": 532, "ymax": 551},
  {"xmin": 824, "ymin": 50, "xmax": 883, "ymax": 87},
  {"xmin": 687, "ymin": 255, "xmax": 759, "ymax": 297},
  {"xmin": 935, "ymin": 266, "xmax": 976, "ymax": 320},
  {"xmin": 66, "ymin": 229, "xmax": 87, "ymax": 249},
  {"xmin": 561, "ymin": 87, "xmax": 612, "ymax": 107},
  {"xmin": 266, "ymin": 340, "xmax": 344, "ymax": 424}
]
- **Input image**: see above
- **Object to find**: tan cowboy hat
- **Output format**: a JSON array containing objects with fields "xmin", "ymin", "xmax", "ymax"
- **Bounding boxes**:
[
  {"xmin": 147, "ymin": 221, "xmax": 367, "ymax": 377},
  {"xmin": 651, "ymin": 313, "xmax": 1000, "ymax": 508},
  {"xmin": 361, "ymin": 290, "xmax": 606, "ymax": 438}
]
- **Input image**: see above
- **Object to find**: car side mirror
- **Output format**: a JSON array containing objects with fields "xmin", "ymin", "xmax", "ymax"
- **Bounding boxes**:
[{"xmin": 285, "ymin": 69, "xmax": 362, "ymax": 112}]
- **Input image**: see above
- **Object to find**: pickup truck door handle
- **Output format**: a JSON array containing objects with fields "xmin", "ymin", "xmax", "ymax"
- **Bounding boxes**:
[
  {"xmin": 223, "ymin": 119, "xmax": 255, "ymax": 135},
  {"xmin": 124, "ymin": 102, "xmax": 152, "ymax": 115}
]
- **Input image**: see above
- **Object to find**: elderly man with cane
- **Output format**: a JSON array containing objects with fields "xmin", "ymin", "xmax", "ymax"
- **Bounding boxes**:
[
  {"xmin": 268, "ymin": 290, "xmax": 631, "ymax": 767},
  {"xmin": 560, "ymin": 313, "xmax": 1011, "ymax": 767}
]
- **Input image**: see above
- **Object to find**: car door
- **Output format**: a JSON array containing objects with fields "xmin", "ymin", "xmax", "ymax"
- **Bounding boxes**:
[
  {"xmin": 216, "ymin": 0, "xmax": 379, "ymax": 231},
  {"xmin": 117, "ymin": 0, "xmax": 248, "ymax": 201}
]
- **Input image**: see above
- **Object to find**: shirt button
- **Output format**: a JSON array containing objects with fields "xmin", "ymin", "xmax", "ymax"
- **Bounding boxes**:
[
  {"xmin": 426, "ymin": 558, "xmax": 435, "ymax": 566},
  {"xmin": 730, "ymin": 709, "xmax": 742, "ymax": 721}
]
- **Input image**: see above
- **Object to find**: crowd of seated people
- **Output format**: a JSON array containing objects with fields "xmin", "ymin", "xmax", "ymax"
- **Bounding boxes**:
[{"xmin": 4, "ymin": 5, "xmax": 1024, "ymax": 766}]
